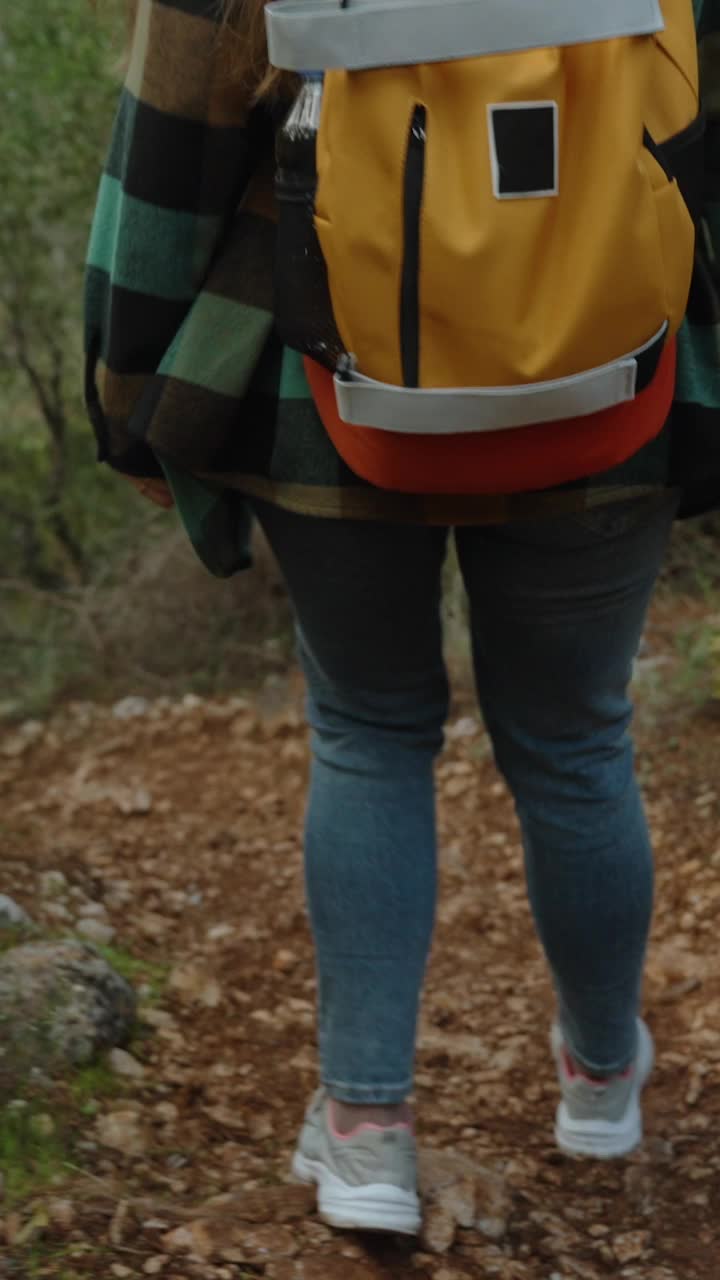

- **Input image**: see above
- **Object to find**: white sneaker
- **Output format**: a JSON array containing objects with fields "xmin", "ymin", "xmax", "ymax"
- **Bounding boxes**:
[
  {"xmin": 291, "ymin": 1088, "xmax": 421, "ymax": 1235},
  {"xmin": 551, "ymin": 1018, "xmax": 654, "ymax": 1158}
]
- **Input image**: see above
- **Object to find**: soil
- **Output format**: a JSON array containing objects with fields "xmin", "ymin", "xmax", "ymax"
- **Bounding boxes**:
[{"xmin": 1, "ymin": 596, "xmax": 719, "ymax": 1280}]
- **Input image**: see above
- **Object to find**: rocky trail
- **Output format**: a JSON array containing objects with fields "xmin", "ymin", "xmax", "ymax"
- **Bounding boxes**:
[{"xmin": 1, "ymin": 599, "xmax": 719, "ymax": 1280}]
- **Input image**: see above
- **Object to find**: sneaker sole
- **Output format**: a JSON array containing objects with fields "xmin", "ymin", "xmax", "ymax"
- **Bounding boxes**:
[
  {"xmin": 291, "ymin": 1150, "xmax": 421, "ymax": 1235},
  {"xmin": 553, "ymin": 1019, "xmax": 655, "ymax": 1159}
]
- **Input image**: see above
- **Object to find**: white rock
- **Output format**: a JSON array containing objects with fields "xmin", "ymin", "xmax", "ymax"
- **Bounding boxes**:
[
  {"xmin": 446, "ymin": 716, "xmax": 480, "ymax": 741},
  {"xmin": 109, "ymin": 1048, "xmax": 146, "ymax": 1080},
  {"xmin": 0, "ymin": 896, "xmax": 32, "ymax": 929},
  {"xmin": 112, "ymin": 696, "xmax": 149, "ymax": 720},
  {"xmin": 476, "ymin": 1215, "xmax": 508, "ymax": 1241},
  {"xmin": 43, "ymin": 903, "xmax": 71, "ymax": 922},
  {"xmin": 48, "ymin": 1198, "xmax": 75, "ymax": 1230},
  {"xmin": 77, "ymin": 901, "xmax": 108, "ymax": 919},
  {"xmin": 76, "ymin": 918, "xmax": 116, "ymax": 946},
  {"xmin": 181, "ymin": 693, "xmax": 204, "ymax": 711},
  {"xmin": 154, "ymin": 1102, "xmax": 178, "ymax": 1124},
  {"xmin": 39, "ymin": 871, "xmax": 68, "ymax": 898},
  {"xmin": 96, "ymin": 1109, "xmax": 148, "ymax": 1156},
  {"xmin": 207, "ymin": 923, "xmax": 235, "ymax": 942},
  {"xmin": 116, "ymin": 787, "xmax": 152, "ymax": 816},
  {"xmin": 143, "ymin": 1255, "xmax": 168, "ymax": 1275}
]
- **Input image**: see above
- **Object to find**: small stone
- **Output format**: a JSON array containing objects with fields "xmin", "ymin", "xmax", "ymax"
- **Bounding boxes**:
[
  {"xmin": 110, "ymin": 1267, "xmax": 132, "ymax": 1278},
  {"xmin": 272, "ymin": 948, "xmax": 298, "ymax": 973},
  {"xmin": 0, "ymin": 897, "xmax": 32, "ymax": 930},
  {"xmin": 48, "ymin": 1199, "xmax": 75, "ymax": 1230},
  {"xmin": 613, "ymin": 1230, "xmax": 651, "ymax": 1263},
  {"xmin": 169, "ymin": 964, "xmax": 221, "ymax": 1007},
  {"xmin": 221, "ymin": 1223, "xmax": 298, "ymax": 1263},
  {"xmin": 207, "ymin": 923, "xmax": 235, "ymax": 942},
  {"xmin": 76, "ymin": 918, "xmax": 116, "ymax": 946},
  {"xmin": 117, "ymin": 787, "xmax": 152, "ymax": 816},
  {"xmin": 108, "ymin": 1048, "xmax": 146, "ymax": 1080},
  {"xmin": 29, "ymin": 1113, "xmax": 55, "ymax": 1138},
  {"xmin": 39, "ymin": 871, "xmax": 68, "ymax": 898},
  {"xmin": 43, "ymin": 903, "xmax": 71, "ymax": 922},
  {"xmin": 181, "ymin": 693, "xmax": 204, "ymax": 711},
  {"xmin": 248, "ymin": 1112, "xmax": 274, "ymax": 1141},
  {"xmin": 161, "ymin": 1225, "xmax": 193, "ymax": 1253},
  {"xmin": 143, "ymin": 1256, "xmax": 168, "ymax": 1275},
  {"xmin": 153, "ymin": 1102, "xmax": 178, "ymax": 1124},
  {"xmin": 77, "ymin": 901, "xmax": 108, "ymax": 919},
  {"xmin": 445, "ymin": 716, "xmax": 479, "ymax": 741},
  {"xmin": 137, "ymin": 912, "xmax": 169, "ymax": 940},
  {"xmin": 96, "ymin": 1109, "xmax": 148, "ymax": 1157},
  {"xmin": 475, "ymin": 1215, "xmax": 508, "ymax": 1241},
  {"xmin": 112, "ymin": 696, "xmax": 149, "ymax": 720},
  {"xmin": 443, "ymin": 776, "xmax": 474, "ymax": 799},
  {"xmin": 162, "ymin": 1221, "xmax": 213, "ymax": 1260}
]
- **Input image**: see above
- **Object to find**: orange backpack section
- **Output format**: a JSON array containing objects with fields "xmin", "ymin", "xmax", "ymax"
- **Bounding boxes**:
[
  {"xmin": 305, "ymin": 340, "xmax": 677, "ymax": 497},
  {"xmin": 313, "ymin": 6, "xmax": 698, "ymax": 399}
]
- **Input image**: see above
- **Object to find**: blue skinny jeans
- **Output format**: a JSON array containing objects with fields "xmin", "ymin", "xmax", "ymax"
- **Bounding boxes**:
[{"xmin": 251, "ymin": 493, "xmax": 677, "ymax": 1101}]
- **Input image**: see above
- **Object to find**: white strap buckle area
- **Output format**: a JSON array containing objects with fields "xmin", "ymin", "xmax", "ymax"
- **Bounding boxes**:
[{"xmin": 333, "ymin": 324, "xmax": 669, "ymax": 434}]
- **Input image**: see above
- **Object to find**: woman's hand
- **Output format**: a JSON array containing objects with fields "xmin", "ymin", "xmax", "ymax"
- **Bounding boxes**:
[{"xmin": 126, "ymin": 475, "xmax": 175, "ymax": 509}]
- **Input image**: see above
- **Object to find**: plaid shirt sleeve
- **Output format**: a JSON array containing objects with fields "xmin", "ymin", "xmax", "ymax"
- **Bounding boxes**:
[{"xmin": 84, "ymin": 0, "xmax": 261, "ymax": 476}]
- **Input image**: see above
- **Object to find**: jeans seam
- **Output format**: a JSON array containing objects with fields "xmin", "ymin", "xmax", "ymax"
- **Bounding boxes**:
[{"xmin": 323, "ymin": 1076, "xmax": 414, "ymax": 1094}]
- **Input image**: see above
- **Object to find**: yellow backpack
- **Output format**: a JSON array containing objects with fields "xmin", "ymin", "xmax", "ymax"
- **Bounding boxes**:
[{"xmin": 267, "ymin": 0, "xmax": 702, "ymax": 438}]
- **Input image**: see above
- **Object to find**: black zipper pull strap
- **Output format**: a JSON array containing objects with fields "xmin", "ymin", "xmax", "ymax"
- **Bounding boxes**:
[{"xmin": 400, "ymin": 104, "xmax": 427, "ymax": 389}]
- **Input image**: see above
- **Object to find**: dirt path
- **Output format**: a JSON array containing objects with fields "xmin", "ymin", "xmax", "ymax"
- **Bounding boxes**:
[{"xmin": 1, "ymin": 603, "xmax": 719, "ymax": 1280}]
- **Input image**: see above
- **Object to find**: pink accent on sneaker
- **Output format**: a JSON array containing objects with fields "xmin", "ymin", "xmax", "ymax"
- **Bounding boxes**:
[
  {"xmin": 328, "ymin": 1102, "xmax": 414, "ymax": 1141},
  {"xmin": 561, "ymin": 1047, "xmax": 633, "ymax": 1086}
]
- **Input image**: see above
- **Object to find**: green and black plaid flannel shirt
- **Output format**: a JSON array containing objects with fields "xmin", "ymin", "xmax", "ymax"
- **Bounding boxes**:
[{"xmin": 85, "ymin": 0, "xmax": 720, "ymax": 572}]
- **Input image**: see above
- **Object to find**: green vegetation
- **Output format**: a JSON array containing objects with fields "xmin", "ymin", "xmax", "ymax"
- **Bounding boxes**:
[
  {"xmin": 0, "ymin": 0, "xmax": 154, "ymax": 714},
  {"xmin": 0, "ymin": 1, "xmax": 294, "ymax": 718},
  {"xmin": 0, "ymin": 1105, "xmax": 69, "ymax": 1206},
  {"xmin": 1, "ymin": 3, "xmax": 719, "ymax": 721},
  {"xmin": 68, "ymin": 1059, "xmax": 122, "ymax": 1112},
  {"xmin": 95, "ymin": 943, "xmax": 169, "ymax": 1002}
]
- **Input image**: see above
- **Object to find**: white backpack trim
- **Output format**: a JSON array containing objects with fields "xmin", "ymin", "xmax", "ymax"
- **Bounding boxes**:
[
  {"xmin": 266, "ymin": 0, "xmax": 665, "ymax": 72},
  {"xmin": 333, "ymin": 324, "xmax": 669, "ymax": 434}
]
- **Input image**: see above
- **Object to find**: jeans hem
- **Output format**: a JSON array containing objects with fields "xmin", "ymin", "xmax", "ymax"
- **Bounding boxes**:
[
  {"xmin": 322, "ymin": 1076, "xmax": 413, "ymax": 1104},
  {"xmin": 561, "ymin": 1026, "xmax": 637, "ymax": 1077}
]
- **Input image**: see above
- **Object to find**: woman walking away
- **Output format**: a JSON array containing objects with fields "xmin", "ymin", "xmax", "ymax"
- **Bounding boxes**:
[{"xmin": 85, "ymin": 0, "xmax": 719, "ymax": 1236}]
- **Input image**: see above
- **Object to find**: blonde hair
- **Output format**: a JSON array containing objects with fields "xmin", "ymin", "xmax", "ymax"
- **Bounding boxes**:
[{"xmin": 221, "ymin": 0, "xmax": 297, "ymax": 98}]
